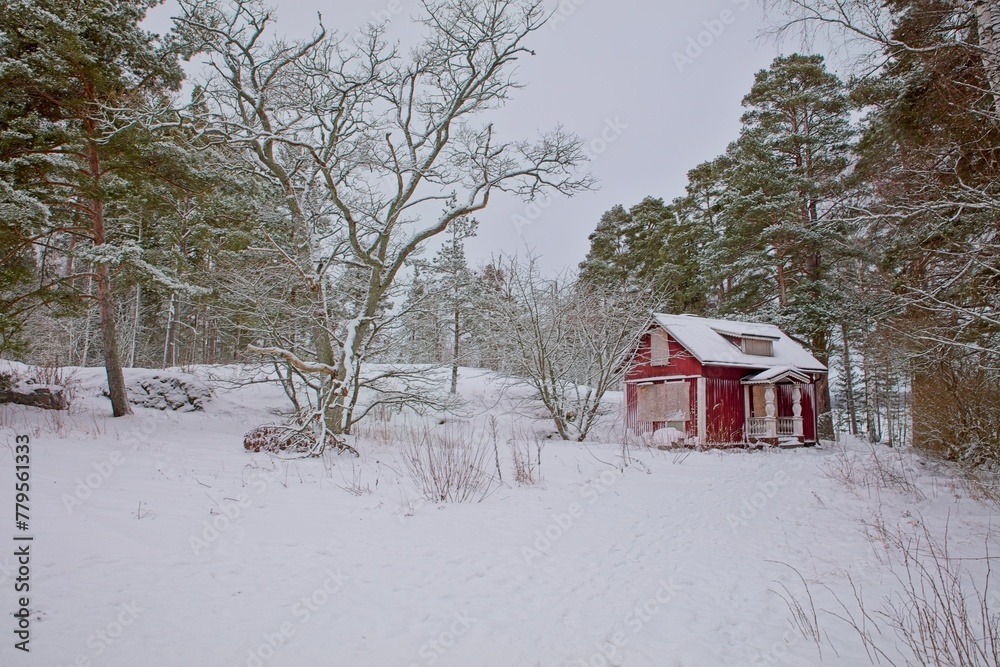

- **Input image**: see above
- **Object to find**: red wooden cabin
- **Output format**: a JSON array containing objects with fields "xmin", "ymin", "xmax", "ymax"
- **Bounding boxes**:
[{"xmin": 624, "ymin": 314, "xmax": 827, "ymax": 445}]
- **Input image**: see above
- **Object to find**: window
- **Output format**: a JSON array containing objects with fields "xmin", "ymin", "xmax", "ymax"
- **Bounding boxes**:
[
  {"xmin": 741, "ymin": 337, "xmax": 774, "ymax": 357},
  {"xmin": 636, "ymin": 382, "xmax": 689, "ymax": 423},
  {"xmin": 751, "ymin": 385, "xmax": 767, "ymax": 417},
  {"xmin": 650, "ymin": 330, "xmax": 670, "ymax": 366}
]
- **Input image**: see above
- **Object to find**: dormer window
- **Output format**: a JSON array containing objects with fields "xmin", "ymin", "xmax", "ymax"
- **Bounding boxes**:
[
  {"xmin": 715, "ymin": 328, "xmax": 776, "ymax": 357},
  {"xmin": 741, "ymin": 336, "xmax": 774, "ymax": 357}
]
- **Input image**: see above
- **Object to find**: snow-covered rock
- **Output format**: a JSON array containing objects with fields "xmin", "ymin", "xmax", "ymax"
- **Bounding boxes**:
[
  {"xmin": 1, "ymin": 380, "xmax": 68, "ymax": 410},
  {"xmin": 105, "ymin": 370, "xmax": 213, "ymax": 411}
]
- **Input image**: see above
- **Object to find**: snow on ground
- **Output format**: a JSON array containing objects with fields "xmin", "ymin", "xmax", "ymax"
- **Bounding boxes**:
[{"xmin": 0, "ymin": 365, "xmax": 996, "ymax": 667}]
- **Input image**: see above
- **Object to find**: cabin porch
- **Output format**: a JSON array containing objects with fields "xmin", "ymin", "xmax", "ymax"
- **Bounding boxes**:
[{"xmin": 742, "ymin": 367, "xmax": 814, "ymax": 443}]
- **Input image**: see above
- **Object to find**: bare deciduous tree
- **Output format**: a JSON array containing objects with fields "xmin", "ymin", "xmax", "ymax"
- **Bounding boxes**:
[
  {"xmin": 177, "ymin": 0, "xmax": 593, "ymax": 449},
  {"xmin": 480, "ymin": 253, "xmax": 651, "ymax": 441}
]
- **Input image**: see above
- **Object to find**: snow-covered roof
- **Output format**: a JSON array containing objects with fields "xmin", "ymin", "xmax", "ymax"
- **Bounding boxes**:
[
  {"xmin": 742, "ymin": 366, "xmax": 813, "ymax": 384},
  {"xmin": 651, "ymin": 313, "xmax": 827, "ymax": 372}
]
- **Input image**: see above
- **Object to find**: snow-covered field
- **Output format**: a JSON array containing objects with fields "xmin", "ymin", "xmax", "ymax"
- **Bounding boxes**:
[{"xmin": 0, "ymin": 365, "xmax": 996, "ymax": 667}]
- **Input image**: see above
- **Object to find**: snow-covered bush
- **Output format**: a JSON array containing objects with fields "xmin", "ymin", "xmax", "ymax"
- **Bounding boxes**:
[
  {"xmin": 243, "ymin": 424, "xmax": 357, "ymax": 456},
  {"xmin": 651, "ymin": 427, "xmax": 686, "ymax": 449},
  {"xmin": 824, "ymin": 440, "xmax": 924, "ymax": 500},
  {"xmin": 479, "ymin": 253, "xmax": 653, "ymax": 442},
  {"xmin": 830, "ymin": 523, "xmax": 998, "ymax": 666},
  {"xmin": 244, "ymin": 425, "xmax": 318, "ymax": 454}
]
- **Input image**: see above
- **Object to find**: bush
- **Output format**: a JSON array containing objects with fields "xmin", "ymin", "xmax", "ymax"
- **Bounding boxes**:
[
  {"xmin": 244, "ymin": 424, "xmax": 356, "ymax": 456},
  {"xmin": 401, "ymin": 423, "xmax": 499, "ymax": 503}
]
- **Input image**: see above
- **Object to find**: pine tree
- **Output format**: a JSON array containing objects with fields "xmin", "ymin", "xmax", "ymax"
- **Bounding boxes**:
[
  {"xmin": 430, "ymin": 217, "xmax": 478, "ymax": 393},
  {"xmin": 711, "ymin": 54, "xmax": 853, "ymax": 432},
  {"xmin": 0, "ymin": 0, "xmax": 183, "ymax": 415},
  {"xmin": 678, "ymin": 157, "xmax": 729, "ymax": 310},
  {"xmin": 578, "ymin": 205, "xmax": 632, "ymax": 288},
  {"xmin": 578, "ymin": 197, "xmax": 706, "ymax": 313}
]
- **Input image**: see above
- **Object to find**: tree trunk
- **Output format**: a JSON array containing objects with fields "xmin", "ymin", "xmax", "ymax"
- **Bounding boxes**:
[
  {"xmin": 966, "ymin": 0, "xmax": 1000, "ymax": 116},
  {"xmin": 840, "ymin": 322, "xmax": 858, "ymax": 435},
  {"xmin": 96, "ymin": 263, "xmax": 131, "ymax": 416},
  {"xmin": 87, "ymin": 135, "xmax": 131, "ymax": 417},
  {"xmin": 81, "ymin": 274, "xmax": 94, "ymax": 366},
  {"xmin": 128, "ymin": 282, "xmax": 141, "ymax": 368},
  {"xmin": 884, "ymin": 358, "xmax": 894, "ymax": 447},
  {"xmin": 163, "ymin": 292, "xmax": 177, "ymax": 368},
  {"xmin": 450, "ymin": 292, "xmax": 460, "ymax": 394},
  {"xmin": 315, "ymin": 319, "xmax": 340, "ymax": 434}
]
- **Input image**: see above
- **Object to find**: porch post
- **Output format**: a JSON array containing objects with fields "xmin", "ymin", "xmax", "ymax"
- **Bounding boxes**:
[
  {"xmin": 764, "ymin": 383, "xmax": 777, "ymax": 439},
  {"xmin": 791, "ymin": 383, "xmax": 804, "ymax": 438}
]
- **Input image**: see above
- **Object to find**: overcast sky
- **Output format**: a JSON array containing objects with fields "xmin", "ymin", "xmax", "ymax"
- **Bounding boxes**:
[{"xmin": 148, "ymin": 0, "xmax": 799, "ymax": 271}]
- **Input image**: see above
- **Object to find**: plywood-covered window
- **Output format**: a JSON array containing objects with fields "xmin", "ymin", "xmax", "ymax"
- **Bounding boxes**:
[
  {"xmin": 751, "ymin": 385, "xmax": 767, "ymax": 417},
  {"xmin": 741, "ymin": 337, "xmax": 774, "ymax": 357},
  {"xmin": 636, "ymin": 382, "xmax": 689, "ymax": 423},
  {"xmin": 650, "ymin": 329, "xmax": 670, "ymax": 366}
]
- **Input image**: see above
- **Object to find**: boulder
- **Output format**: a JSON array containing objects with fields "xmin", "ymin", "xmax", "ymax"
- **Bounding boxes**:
[
  {"xmin": 1, "ymin": 382, "xmax": 68, "ymax": 410},
  {"xmin": 102, "ymin": 372, "xmax": 212, "ymax": 411}
]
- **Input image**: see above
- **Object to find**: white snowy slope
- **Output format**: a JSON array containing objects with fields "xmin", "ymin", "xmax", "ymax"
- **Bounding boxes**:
[{"xmin": 0, "ymin": 365, "xmax": 995, "ymax": 667}]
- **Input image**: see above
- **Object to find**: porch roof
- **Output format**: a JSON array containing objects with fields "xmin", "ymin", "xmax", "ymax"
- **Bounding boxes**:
[{"xmin": 741, "ymin": 366, "xmax": 813, "ymax": 385}]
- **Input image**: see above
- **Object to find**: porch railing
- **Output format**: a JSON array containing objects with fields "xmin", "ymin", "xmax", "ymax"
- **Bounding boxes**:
[
  {"xmin": 747, "ymin": 417, "xmax": 768, "ymax": 437},
  {"xmin": 747, "ymin": 417, "xmax": 796, "ymax": 438}
]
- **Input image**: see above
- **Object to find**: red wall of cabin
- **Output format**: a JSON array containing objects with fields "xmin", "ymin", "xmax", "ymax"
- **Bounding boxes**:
[
  {"xmin": 704, "ymin": 366, "xmax": 747, "ymax": 443},
  {"xmin": 625, "ymin": 330, "xmax": 703, "ymax": 382}
]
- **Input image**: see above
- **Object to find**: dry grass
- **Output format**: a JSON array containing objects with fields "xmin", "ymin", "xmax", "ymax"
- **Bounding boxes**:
[
  {"xmin": 507, "ymin": 422, "xmax": 544, "ymax": 485},
  {"xmin": 831, "ymin": 523, "xmax": 999, "ymax": 667},
  {"xmin": 401, "ymin": 422, "xmax": 499, "ymax": 503},
  {"xmin": 769, "ymin": 560, "xmax": 825, "ymax": 659},
  {"xmin": 824, "ymin": 440, "xmax": 925, "ymax": 501}
]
